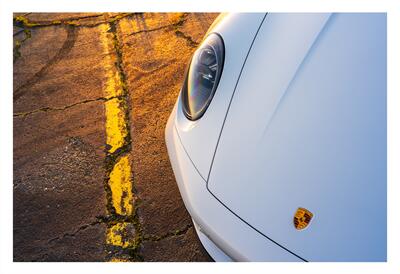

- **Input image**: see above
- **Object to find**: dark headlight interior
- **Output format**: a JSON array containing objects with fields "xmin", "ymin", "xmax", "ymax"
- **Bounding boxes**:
[{"xmin": 181, "ymin": 33, "xmax": 225, "ymax": 120}]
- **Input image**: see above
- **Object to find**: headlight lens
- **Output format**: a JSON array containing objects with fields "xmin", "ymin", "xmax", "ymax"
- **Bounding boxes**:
[{"xmin": 181, "ymin": 33, "xmax": 225, "ymax": 120}]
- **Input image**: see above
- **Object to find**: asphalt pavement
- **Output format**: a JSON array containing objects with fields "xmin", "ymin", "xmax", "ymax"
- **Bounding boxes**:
[{"xmin": 13, "ymin": 12, "xmax": 218, "ymax": 262}]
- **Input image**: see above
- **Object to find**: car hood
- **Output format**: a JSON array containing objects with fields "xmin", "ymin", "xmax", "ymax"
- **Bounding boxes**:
[{"xmin": 207, "ymin": 13, "xmax": 386, "ymax": 261}]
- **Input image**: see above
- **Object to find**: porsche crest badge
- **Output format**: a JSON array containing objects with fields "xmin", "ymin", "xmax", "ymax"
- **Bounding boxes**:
[{"xmin": 294, "ymin": 207, "xmax": 313, "ymax": 230}]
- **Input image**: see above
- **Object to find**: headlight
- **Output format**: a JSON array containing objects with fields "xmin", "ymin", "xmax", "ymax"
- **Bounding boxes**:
[{"xmin": 181, "ymin": 33, "xmax": 225, "ymax": 120}]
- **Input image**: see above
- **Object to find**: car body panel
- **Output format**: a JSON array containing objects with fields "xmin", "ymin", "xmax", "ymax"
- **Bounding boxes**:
[
  {"xmin": 207, "ymin": 13, "xmax": 386, "ymax": 261},
  {"xmin": 175, "ymin": 13, "xmax": 267, "ymax": 180},
  {"xmin": 166, "ymin": 102, "xmax": 303, "ymax": 261},
  {"xmin": 192, "ymin": 220, "xmax": 233, "ymax": 262}
]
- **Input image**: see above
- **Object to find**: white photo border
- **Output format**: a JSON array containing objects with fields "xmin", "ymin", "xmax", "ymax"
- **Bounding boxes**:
[{"xmin": 1, "ymin": 1, "xmax": 399, "ymax": 274}]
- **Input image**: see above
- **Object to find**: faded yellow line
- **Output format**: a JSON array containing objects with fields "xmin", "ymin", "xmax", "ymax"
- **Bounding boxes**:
[
  {"xmin": 108, "ymin": 155, "xmax": 133, "ymax": 215},
  {"xmin": 99, "ymin": 23, "xmax": 135, "ymax": 260},
  {"xmin": 109, "ymin": 257, "xmax": 131, "ymax": 262},
  {"xmin": 99, "ymin": 24, "xmax": 129, "ymax": 154},
  {"xmin": 105, "ymin": 98, "xmax": 129, "ymax": 154},
  {"xmin": 106, "ymin": 222, "xmax": 135, "ymax": 248}
]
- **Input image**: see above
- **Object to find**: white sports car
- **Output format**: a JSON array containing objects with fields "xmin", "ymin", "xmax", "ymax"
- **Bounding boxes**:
[{"xmin": 165, "ymin": 13, "xmax": 386, "ymax": 262}]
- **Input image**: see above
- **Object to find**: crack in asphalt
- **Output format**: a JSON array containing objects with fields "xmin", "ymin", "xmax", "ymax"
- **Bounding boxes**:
[
  {"xmin": 13, "ymin": 28, "xmax": 27, "ymax": 37},
  {"xmin": 45, "ymin": 13, "xmax": 106, "ymax": 22},
  {"xmin": 14, "ymin": 13, "xmax": 138, "ymax": 29},
  {"xmin": 13, "ymin": 96, "xmax": 122, "ymax": 118},
  {"xmin": 126, "ymin": 13, "xmax": 189, "ymax": 37},
  {"xmin": 127, "ymin": 24, "xmax": 174, "ymax": 36},
  {"xmin": 45, "ymin": 211, "xmax": 172, "ymax": 261},
  {"xmin": 124, "ymin": 13, "xmax": 199, "ymax": 49},
  {"xmin": 13, "ymin": 29, "xmax": 32, "ymax": 63},
  {"xmin": 174, "ymin": 30, "xmax": 199, "ymax": 48},
  {"xmin": 47, "ymin": 218, "xmax": 104, "ymax": 244},
  {"xmin": 143, "ymin": 224, "xmax": 193, "ymax": 242}
]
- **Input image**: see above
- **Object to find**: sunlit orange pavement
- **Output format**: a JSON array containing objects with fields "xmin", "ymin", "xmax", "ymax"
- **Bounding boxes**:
[{"xmin": 13, "ymin": 12, "xmax": 218, "ymax": 262}]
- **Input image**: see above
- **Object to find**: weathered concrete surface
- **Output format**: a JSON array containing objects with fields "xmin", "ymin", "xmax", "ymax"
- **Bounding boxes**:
[
  {"xmin": 13, "ymin": 12, "xmax": 218, "ymax": 262},
  {"xmin": 13, "ymin": 102, "xmax": 107, "ymax": 261},
  {"xmin": 117, "ymin": 13, "xmax": 217, "ymax": 261},
  {"xmin": 14, "ymin": 25, "xmax": 107, "ymax": 112}
]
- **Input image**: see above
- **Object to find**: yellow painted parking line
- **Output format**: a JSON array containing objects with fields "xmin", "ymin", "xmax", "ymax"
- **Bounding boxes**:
[
  {"xmin": 106, "ymin": 222, "xmax": 135, "ymax": 248},
  {"xmin": 99, "ymin": 24, "xmax": 129, "ymax": 154},
  {"xmin": 99, "ymin": 23, "xmax": 136, "ymax": 260},
  {"xmin": 109, "ymin": 257, "xmax": 131, "ymax": 262},
  {"xmin": 105, "ymin": 98, "xmax": 129, "ymax": 154},
  {"xmin": 99, "ymin": 24, "xmax": 124, "ymax": 98},
  {"xmin": 108, "ymin": 155, "xmax": 133, "ymax": 215}
]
